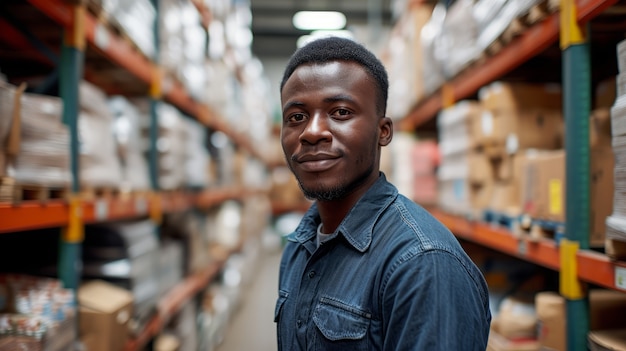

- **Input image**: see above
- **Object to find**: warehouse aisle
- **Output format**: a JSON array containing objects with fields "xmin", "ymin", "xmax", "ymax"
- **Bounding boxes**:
[{"xmin": 215, "ymin": 243, "xmax": 282, "ymax": 351}]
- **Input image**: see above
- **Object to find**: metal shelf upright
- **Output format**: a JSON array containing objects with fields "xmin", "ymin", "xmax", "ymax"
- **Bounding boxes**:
[{"xmin": 58, "ymin": 2, "xmax": 85, "ymax": 292}]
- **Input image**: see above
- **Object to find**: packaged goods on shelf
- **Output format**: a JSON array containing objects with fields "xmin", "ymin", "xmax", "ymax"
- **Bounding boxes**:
[
  {"xmin": 108, "ymin": 96, "xmax": 151, "ymax": 192},
  {"xmin": 98, "ymin": 0, "xmax": 156, "ymax": 59},
  {"xmin": 586, "ymin": 289, "xmax": 626, "ymax": 350},
  {"xmin": 475, "ymin": 0, "xmax": 543, "ymax": 54},
  {"xmin": 588, "ymin": 329, "xmax": 626, "ymax": 351},
  {"xmin": 0, "ymin": 275, "xmax": 76, "ymax": 351},
  {"xmin": 209, "ymin": 200, "xmax": 242, "ymax": 249},
  {"xmin": 158, "ymin": 240, "xmax": 184, "ymax": 298},
  {"xmin": 488, "ymin": 295, "xmax": 540, "ymax": 351},
  {"xmin": 607, "ymin": 87, "xmax": 626, "ymax": 251},
  {"xmin": 596, "ymin": 77, "xmax": 618, "ymax": 109},
  {"xmin": 82, "ymin": 220, "xmax": 160, "ymax": 329},
  {"xmin": 159, "ymin": 0, "xmax": 208, "ymax": 102},
  {"xmin": 385, "ymin": 3, "xmax": 433, "ymax": 119},
  {"xmin": 183, "ymin": 118, "xmax": 210, "ymax": 188},
  {"xmin": 618, "ymin": 39, "xmax": 626, "ymax": 73},
  {"xmin": 439, "ymin": 0, "xmax": 480, "ymax": 78},
  {"xmin": 79, "ymin": 81, "xmax": 124, "ymax": 190},
  {"xmin": 477, "ymin": 82, "xmax": 564, "ymax": 153},
  {"xmin": 0, "ymin": 81, "xmax": 71, "ymax": 187},
  {"xmin": 437, "ymin": 102, "xmax": 483, "ymax": 216},
  {"xmin": 517, "ymin": 149, "xmax": 613, "ymax": 246},
  {"xmin": 386, "ymin": 133, "xmax": 437, "ymax": 205},
  {"xmin": 161, "ymin": 212, "xmax": 212, "ymax": 274},
  {"xmin": 420, "ymin": 3, "xmax": 447, "ymax": 96},
  {"xmin": 78, "ymin": 280, "xmax": 134, "ymax": 351},
  {"xmin": 411, "ymin": 139, "xmax": 439, "ymax": 206},
  {"xmin": 535, "ymin": 292, "xmax": 566, "ymax": 351}
]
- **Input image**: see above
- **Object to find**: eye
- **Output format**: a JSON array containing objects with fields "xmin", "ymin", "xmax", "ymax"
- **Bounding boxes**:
[
  {"xmin": 287, "ymin": 113, "xmax": 307, "ymax": 123},
  {"xmin": 331, "ymin": 108, "xmax": 352, "ymax": 119}
]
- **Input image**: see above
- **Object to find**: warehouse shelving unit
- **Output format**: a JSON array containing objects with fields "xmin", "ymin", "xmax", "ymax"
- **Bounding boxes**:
[
  {"xmin": 0, "ymin": 0, "xmax": 275, "ymax": 348},
  {"xmin": 398, "ymin": 0, "xmax": 626, "ymax": 349}
]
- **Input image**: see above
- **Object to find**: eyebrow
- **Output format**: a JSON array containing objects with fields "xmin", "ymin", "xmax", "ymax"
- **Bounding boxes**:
[
  {"xmin": 324, "ymin": 94, "xmax": 356, "ymax": 105},
  {"xmin": 282, "ymin": 94, "xmax": 357, "ymax": 114}
]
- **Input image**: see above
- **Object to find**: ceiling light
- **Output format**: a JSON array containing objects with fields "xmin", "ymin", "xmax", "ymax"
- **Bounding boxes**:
[
  {"xmin": 297, "ymin": 30, "xmax": 354, "ymax": 48},
  {"xmin": 292, "ymin": 11, "xmax": 347, "ymax": 31}
]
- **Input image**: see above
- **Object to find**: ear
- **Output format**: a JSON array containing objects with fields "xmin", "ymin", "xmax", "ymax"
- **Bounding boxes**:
[{"xmin": 378, "ymin": 117, "xmax": 393, "ymax": 147}]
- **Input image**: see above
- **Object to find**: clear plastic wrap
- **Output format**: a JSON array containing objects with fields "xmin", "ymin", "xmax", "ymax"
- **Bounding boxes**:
[{"xmin": 78, "ymin": 81, "xmax": 123, "ymax": 189}]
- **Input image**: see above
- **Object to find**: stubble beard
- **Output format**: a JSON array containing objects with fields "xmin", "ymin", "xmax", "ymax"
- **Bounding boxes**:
[{"xmin": 288, "ymin": 161, "xmax": 375, "ymax": 202}]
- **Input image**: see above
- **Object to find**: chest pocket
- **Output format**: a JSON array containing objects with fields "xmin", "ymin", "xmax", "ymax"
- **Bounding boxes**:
[
  {"xmin": 274, "ymin": 290, "xmax": 288, "ymax": 323},
  {"xmin": 312, "ymin": 297, "xmax": 371, "ymax": 350}
]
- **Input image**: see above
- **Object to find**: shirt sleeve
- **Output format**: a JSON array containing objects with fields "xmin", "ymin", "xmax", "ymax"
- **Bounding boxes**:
[{"xmin": 381, "ymin": 249, "xmax": 491, "ymax": 350}]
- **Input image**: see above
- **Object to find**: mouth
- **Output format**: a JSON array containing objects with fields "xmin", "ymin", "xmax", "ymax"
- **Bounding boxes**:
[{"xmin": 293, "ymin": 153, "xmax": 340, "ymax": 173}]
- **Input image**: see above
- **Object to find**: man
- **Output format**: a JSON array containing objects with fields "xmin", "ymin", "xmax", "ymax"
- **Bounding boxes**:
[{"xmin": 275, "ymin": 36, "xmax": 491, "ymax": 350}]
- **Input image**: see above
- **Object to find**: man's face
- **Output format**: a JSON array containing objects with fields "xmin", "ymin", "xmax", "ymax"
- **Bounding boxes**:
[{"xmin": 280, "ymin": 61, "xmax": 391, "ymax": 201}]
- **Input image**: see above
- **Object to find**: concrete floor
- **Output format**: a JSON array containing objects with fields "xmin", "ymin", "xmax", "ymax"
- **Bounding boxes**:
[{"xmin": 215, "ymin": 244, "xmax": 282, "ymax": 351}]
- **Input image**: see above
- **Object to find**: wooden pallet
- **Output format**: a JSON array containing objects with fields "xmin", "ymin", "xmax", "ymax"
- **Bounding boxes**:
[
  {"xmin": 605, "ymin": 237, "xmax": 626, "ymax": 261},
  {"xmin": 482, "ymin": 209, "xmax": 523, "ymax": 236},
  {"xmin": 80, "ymin": 186, "xmax": 121, "ymax": 200},
  {"xmin": 519, "ymin": 214, "xmax": 565, "ymax": 242},
  {"xmin": 484, "ymin": 0, "xmax": 558, "ymax": 57},
  {"xmin": 0, "ymin": 177, "xmax": 69, "ymax": 203},
  {"xmin": 85, "ymin": 0, "xmax": 149, "ymax": 60}
]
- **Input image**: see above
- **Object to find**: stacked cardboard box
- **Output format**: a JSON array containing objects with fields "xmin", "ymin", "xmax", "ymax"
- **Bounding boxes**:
[
  {"xmin": 476, "ymin": 81, "xmax": 564, "ymax": 216},
  {"xmin": 605, "ymin": 39, "xmax": 626, "ymax": 258},
  {"xmin": 79, "ymin": 81, "xmax": 124, "ymax": 191},
  {"xmin": 437, "ymin": 101, "xmax": 482, "ymax": 216},
  {"xmin": 0, "ymin": 81, "xmax": 71, "ymax": 188}
]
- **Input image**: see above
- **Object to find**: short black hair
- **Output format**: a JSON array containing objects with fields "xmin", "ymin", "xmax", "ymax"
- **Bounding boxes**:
[{"xmin": 280, "ymin": 36, "xmax": 388, "ymax": 116}]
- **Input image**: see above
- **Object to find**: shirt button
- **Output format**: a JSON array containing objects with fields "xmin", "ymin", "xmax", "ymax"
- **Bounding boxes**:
[
  {"xmin": 297, "ymin": 319, "xmax": 302, "ymax": 327},
  {"xmin": 308, "ymin": 270, "xmax": 316, "ymax": 279}
]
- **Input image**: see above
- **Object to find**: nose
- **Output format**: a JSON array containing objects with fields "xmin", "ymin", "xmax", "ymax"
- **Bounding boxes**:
[{"xmin": 300, "ymin": 112, "xmax": 331, "ymax": 144}]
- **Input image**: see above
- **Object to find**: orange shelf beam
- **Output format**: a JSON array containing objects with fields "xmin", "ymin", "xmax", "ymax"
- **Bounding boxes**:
[
  {"xmin": 0, "ymin": 201, "xmax": 69, "ymax": 233},
  {"xmin": 431, "ymin": 209, "xmax": 626, "ymax": 291},
  {"xmin": 399, "ymin": 0, "xmax": 620, "ymax": 131}
]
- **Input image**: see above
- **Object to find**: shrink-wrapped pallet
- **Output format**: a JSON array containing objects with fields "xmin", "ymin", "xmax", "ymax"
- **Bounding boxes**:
[
  {"xmin": 108, "ymin": 96, "xmax": 150, "ymax": 192},
  {"xmin": 0, "ymin": 81, "xmax": 71, "ymax": 187},
  {"xmin": 157, "ymin": 103, "xmax": 188, "ymax": 190},
  {"xmin": 183, "ymin": 117, "xmax": 210, "ymax": 188},
  {"xmin": 78, "ymin": 81, "xmax": 123, "ymax": 190}
]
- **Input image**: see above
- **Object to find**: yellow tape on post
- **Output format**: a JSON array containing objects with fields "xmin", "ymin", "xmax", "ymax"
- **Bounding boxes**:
[
  {"xmin": 64, "ymin": 4, "xmax": 86, "ymax": 51},
  {"xmin": 150, "ymin": 66, "xmax": 163, "ymax": 99},
  {"xmin": 441, "ymin": 83, "xmax": 455, "ymax": 109},
  {"xmin": 559, "ymin": 239, "xmax": 584, "ymax": 299},
  {"xmin": 150, "ymin": 192, "xmax": 163, "ymax": 225},
  {"xmin": 63, "ymin": 195, "xmax": 84, "ymax": 243},
  {"xmin": 559, "ymin": 0, "xmax": 585, "ymax": 49}
]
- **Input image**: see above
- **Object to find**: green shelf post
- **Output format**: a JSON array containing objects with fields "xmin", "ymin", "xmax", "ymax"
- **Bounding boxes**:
[
  {"xmin": 561, "ymin": 0, "xmax": 591, "ymax": 348},
  {"xmin": 58, "ymin": 4, "xmax": 86, "ymax": 291}
]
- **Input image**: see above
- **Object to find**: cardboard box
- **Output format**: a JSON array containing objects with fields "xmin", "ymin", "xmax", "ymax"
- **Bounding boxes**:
[
  {"xmin": 535, "ymin": 292, "xmax": 566, "ymax": 351},
  {"xmin": 518, "ymin": 149, "xmax": 613, "ymax": 245},
  {"xmin": 476, "ymin": 82, "xmax": 564, "ymax": 151},
  {"xmin": 590, "ymin": 109, "xmax": 613, "ymax": 151},
  {"xmin": 480, "ymin": 81, "xmax": 563, "ymax": 113},
  {"xmin": 79, "ymin": 280, "xmax": 134, "ymax": 351},
  {"xmin": 588, "ymin": 329, "xmax": 626, "ymax": 351},
  {"xmin": 595, "ymin": 77, "xmax": 617, "ymax": 109},
  {"xmin": 590, "ymin": 289, "xmax": 626, "ymax": 331},
  {"xmin": 519, "ymin": 150, "xmax": 566, "ymax": 223}
]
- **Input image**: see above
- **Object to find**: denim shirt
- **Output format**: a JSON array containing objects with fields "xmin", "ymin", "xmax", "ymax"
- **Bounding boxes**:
[{"xmin": 275, "ymin": 174, "xmax": 491, "ymax": 350}]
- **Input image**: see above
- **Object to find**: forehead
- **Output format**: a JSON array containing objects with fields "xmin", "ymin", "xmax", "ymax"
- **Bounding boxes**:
[{"xmin": 282, "ymin": 61, "xmax": 375, "ymax": 97}]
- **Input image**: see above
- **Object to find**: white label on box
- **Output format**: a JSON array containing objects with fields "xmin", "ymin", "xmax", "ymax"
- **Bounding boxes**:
[
  {"xmin": 481, "ymin": 111, "xmax": 494, "ymax": 136},
  {"xmin": 135, "ymin": 197, "xmax": 148, "ymax": 214},
  {"xmin": 616, "ymin": 266, "xmax": 626, "ymax": 290},
  {"xmin": 94, "ymin": 23, "xmax": 110, "ymax": 50},
  {"xmin": 506, "ymin": 134, "xmax": 519, "ymax": 154},
  {"xmin": 95, "ymin": 199, "xmax": 108, "ymax": 220}
]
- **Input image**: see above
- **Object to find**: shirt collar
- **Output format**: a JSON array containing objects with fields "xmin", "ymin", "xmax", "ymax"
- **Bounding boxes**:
[{"xmin": 289, "ymin": 173, "xmax": 398, "ymax": 253}]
